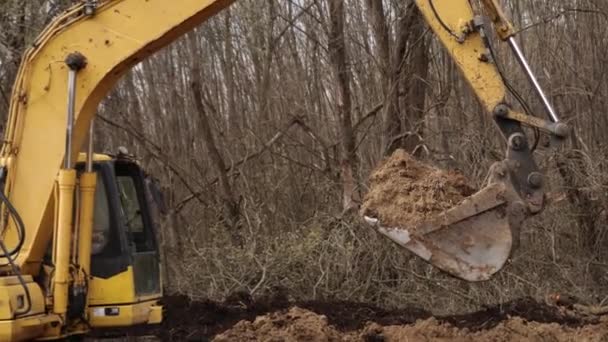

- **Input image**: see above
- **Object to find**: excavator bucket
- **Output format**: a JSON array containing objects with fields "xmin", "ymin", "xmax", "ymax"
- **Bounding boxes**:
[{"xmin": 362, "ymin": 159, "xmax": 529, "ymax": 282}]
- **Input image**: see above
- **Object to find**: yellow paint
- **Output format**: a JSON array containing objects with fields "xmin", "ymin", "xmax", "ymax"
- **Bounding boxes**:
[
  {"xmin": 88, "ymin": 300, "xmax": 162, "ymax": 327},
  {"xmin": 88, "ymin": 267, "xmax": 136, "ymax": 304},
  {"xmin": 0, "ymin": 276, "xmax": 47, "ymax": 320},
  {"xmin": 2, "ymin": 0, "xmax": 236, "ymax": 275},
  {"xmin": 0, "ymin": 0, "xmax": 235, "ymax": 339},
  {"xmin": 148, "ymin": 304, "xmax": 163, "ymax": 324},
  {"xmin": 415, "ymin": 0, "xmax": 507, "ymax": 111},
  {"xmin": 52, "ymin": 169, "xmax": 76, "ymax": 316},
  {"xmin": 76, "ymin": 172, "xmax": 96, "ymax": 287},
  {"xmin": 0, "ymin": 315, "xmax": 58, "ymax": 342},
  {"xmin": 1, "ymin": 266, "xmax": 162, "ymax": 340},
  {"xmin": 88, "ymin": 267, "xmax": 162, "ymax": 327},
  {"xmin": 0, "ymin": 276, "xmax": 60, "ymax": 342},
  {"xmin": 0, "ymin": 1, "xmax": 235, "ymax": 337},
  {"xmin": 76, "ymin": 152, "xmax": 112, "ymax": 163},
  {"xmin": 88, "ymin": 267, "xmax": 160, "ymax": 304},
  {"xmin": 506, "ymin": 110, "xmax": 555, "ymax": 133},
  {"xmin": 480, "ymin": 0, "xmax": 516, "ymax": 40}
]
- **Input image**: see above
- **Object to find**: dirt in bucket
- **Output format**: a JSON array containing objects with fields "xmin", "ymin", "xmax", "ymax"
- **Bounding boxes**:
[{"xmin": 360, "ymin": 149, "xmax": 476, "ymax": 227}]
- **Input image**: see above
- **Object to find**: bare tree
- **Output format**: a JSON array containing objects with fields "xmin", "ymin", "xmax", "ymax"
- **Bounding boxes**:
[
  {"xmin": 191, "ymin": 80, "xmax": 240, "ymax": 242},
  {"xmin": 328, "ymin": 0, "xmax": 358, "ymax": 211}
]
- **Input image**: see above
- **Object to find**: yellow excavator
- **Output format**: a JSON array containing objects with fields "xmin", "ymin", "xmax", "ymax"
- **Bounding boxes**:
[{"xmin": 0, "ymin": 0, "xmax": 568, "ymax": 340}]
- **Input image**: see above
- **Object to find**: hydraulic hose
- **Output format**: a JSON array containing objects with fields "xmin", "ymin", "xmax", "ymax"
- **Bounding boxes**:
[{"xmin": 0, "ymin": 189, "xmax": 26, "ymax": 258}]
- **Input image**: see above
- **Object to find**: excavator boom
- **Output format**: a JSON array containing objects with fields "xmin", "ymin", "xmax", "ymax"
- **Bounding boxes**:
[
  {"xmin": 0, "ymin": 1, "xmax": 236, "ymax": 340},
  {"xmin": 2, "ymin": 0, "xmax": 235, "ymax": 275}
]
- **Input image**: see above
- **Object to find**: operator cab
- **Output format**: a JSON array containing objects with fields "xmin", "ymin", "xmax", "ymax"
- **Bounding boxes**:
[{"xmin": 75, "ymin": 151, "xmax": 163, "ymax": 326}]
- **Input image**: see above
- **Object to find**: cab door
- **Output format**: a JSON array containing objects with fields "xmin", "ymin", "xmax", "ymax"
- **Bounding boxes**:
[{"xmin": 114, "ymin": 161, "xmax": 161, "ymax": 296}]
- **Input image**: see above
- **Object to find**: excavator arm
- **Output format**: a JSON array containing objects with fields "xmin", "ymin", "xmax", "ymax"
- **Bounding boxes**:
[
  {"xmin": 364, "ymin": 0, "xmax": 568, "ymax": 281},
  {"xmin": 0, "ymin": 0, "xmax": 566, "ymax": 340}
]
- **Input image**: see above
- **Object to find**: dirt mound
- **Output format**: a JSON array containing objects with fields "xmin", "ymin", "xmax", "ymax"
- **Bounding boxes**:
[
  {"xmin": 361, "ymin": 149, "xmax": 475, "ymax": 227},
  {"xmin": 213, "ymin": 307, "xmax": 343, "ymax": 342},
  {"xmin": 361, "ymin": 317, "xmax": 607, "ymax": 342},
  {"xmin": 296, "ymin": 300, "xmax": 430, "ymax": 331},
  {"xmin": 214, "ymin": 306, "xmax": 606, "ymax": 342},
  {"xmin": 361, "ymin": 316, "xmax": 608, "ymax": 342}
]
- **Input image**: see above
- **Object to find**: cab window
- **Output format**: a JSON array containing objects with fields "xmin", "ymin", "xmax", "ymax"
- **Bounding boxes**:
[
  {"xmin": 92, "ymin": 172, "xmax": 110, "ymax": 255},
  {"xmin": 117, "ymin": 176, "xmax": 145, "ymax": 235},
  {"xmin": 115, "ymin": 164, "xmax": 155, "ymax": 253}
]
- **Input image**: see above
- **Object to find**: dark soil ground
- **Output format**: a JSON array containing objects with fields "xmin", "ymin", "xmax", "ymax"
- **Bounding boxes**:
[{"xmin": 90, "ymin": 292, "xmax": 601, "ymax": 341}]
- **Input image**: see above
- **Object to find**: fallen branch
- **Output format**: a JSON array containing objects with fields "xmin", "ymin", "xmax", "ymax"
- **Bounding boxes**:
[{"xmin": 573, "ymin": 303, "xmax": 608, "ymax": 316}]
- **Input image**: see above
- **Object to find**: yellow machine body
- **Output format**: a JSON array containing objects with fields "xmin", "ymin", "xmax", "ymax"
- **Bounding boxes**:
[
  {"xmin": 0, "ymin": 152, "xmax": 164, "ymax": 341},
  {"xmin": 87, "ymin": 267, "xmax": 162, "ymax": 327},
  {"xmin": 0, "ymin": 276, "xmax": 51, "ymax": 342}
]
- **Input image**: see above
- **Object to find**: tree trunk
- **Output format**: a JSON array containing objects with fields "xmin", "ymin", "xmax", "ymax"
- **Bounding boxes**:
[
  {"xmin": 191, "ymin": 80, "xmax": 241, "ymax": 242},
  {"xmin": 372, "ymin": 3, "xmax": 429, "ymax": 156},
  {"xmin": 364, "ymin": 0, "xmax": 397, "ymax": 156},
  {"xmin": 401, "ymin": 7, "xmax": 429, "ymax": 155},
  {"xmin": 365, "ymin": 0, "xmax": 390, "ymax": 79},
  {"xmin": 328, "ymin": 0, "xmax": 358, "ymax": 211},
  {"xmin": 0, "ymin": 2, "xmax": 27, "ymax": 127},
  {"xmin": 222, "ymin": 10, "xmax": 240, "ymax": 135}
]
